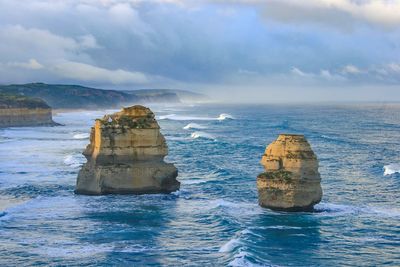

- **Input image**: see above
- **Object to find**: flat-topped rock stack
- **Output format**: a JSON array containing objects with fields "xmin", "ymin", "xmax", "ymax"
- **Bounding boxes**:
[
  {"xmin": 0, "ymin": 93, "xmax": 58, "ymax": 127},
  {"xmin": 257, "ymin": 134, "xmax": 322, "ymax": 211},
  {"xmin": 75, "ymin": 105, "xmax": 179, "ymax": 195}
]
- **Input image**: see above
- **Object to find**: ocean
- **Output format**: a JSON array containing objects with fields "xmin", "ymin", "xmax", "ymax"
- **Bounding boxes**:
[{"xmin": 0, "ymin": 103, "xmax": 399, "ymax": 266}]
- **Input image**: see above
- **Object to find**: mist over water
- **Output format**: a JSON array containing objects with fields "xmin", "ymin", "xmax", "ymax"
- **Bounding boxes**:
[{"xmin": 0, "ymin": 103, "xmax": 400, "ymax": 266}]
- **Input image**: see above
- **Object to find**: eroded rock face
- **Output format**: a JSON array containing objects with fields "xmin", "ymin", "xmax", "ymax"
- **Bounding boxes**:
[
  {"xmin": 75, "ymin": 105, "xmax": 179, "ymax": 195},
  {"xmin": 257, "ymin": 134, "xmax": 322, "ymax": 211}
]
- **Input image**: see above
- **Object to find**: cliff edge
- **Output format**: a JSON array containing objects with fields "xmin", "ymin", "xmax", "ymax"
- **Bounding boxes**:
[{"xmin": 75, "ymin": 105, "xmax": 180, "ymax": 195}]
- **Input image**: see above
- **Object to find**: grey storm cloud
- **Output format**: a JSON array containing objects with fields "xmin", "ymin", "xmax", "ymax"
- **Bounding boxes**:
[{"xmin": 0, "ymin": 0, "xmax": 399, "ymax": 93}]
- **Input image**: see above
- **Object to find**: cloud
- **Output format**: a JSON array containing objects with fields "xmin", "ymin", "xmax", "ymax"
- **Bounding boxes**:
[
  {"xmin": 211, "ymin": 0, "xmax": 400, "ymax": 29},
  {"xmin": 291, "ymin": 67, "xmax": 309, "ymax": 77},
  {"xmin": 8, "ymin": 59, "xmax": 44, "ymax": 70},
  {"xmin": 342, "ymin": 64, "xmax": 362, "ymax": 74},
  {"xmin": 0, "ymin": 0, "xmax": 399, "ymax": 97},
  {"xmin": 51, "ymin": 61, "xmax": 148, "ymax": 84},
  {"xmin": 78, "ymin": 35, "xmax": 101, "ymax": 49}
]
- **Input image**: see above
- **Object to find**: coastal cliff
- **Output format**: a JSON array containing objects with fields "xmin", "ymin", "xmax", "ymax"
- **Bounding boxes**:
[
  {"xmin": 0, "ymin": 83, "xmax": 208, "ymax": 109},
  {"xmin": 75, "ymin": 105, "xmax": 179, "ymax": 195},
  {"xmin": 0, "ymin": 93, "xmax": 57, "ymax": 127},
  {"xmin": 257, "ymin": 134, "xmax": 322, "ymax": 211}
]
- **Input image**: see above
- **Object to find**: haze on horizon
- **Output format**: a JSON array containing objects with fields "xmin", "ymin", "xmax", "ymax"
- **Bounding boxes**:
[{"xmin": 0, "ymin": 0, "xmax": 399, "ymax": 103}]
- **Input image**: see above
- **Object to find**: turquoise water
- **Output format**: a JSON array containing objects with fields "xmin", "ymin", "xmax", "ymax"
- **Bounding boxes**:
[{"xmin": 0, "ymin": 104, "xmax": 400, "ymax": 266}]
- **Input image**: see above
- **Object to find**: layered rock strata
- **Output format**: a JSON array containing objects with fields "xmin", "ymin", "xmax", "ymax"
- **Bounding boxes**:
[
  {"xmin": 75, "ymin": 105, "xmax": 179, "ymax": 195},
  {"xmin": 257, "ymin": 134, "xmax": 322, "ymax": 211},
  {"xmin": 0, "ymin": 94, "xmax": 57, "ymax": 127}
]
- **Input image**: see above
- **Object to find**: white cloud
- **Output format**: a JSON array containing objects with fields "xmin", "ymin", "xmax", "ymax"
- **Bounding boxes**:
[
  {"xmin": 8, "ymin": 59, "xmax": 44, "ymax": 70},
  {"xmin": 291, "ymin": 67, "xmax": 309, "ymax": 77},
  {"xmin": 388, "ymin": 63, "xmax": 400, "ymax": 73},
  {"xmin": 51, "ymin": 60, "xmax": 148, "ymax": 84},
  {"xmin": 342, "ymin": 64, "xmax": 362, "ymax": 74},
  {"xmin": 291, "ymin": 67, "xmax": 346, "ymax": 81}
]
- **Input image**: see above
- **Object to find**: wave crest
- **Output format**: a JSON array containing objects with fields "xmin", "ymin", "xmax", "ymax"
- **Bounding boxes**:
[
  {"xmin": 191, "ymin": 131, "xmax": 216, "ymax": 140},
  {"xmin": 183, "ymin": 123, "xmax": 207, "ymax": 130},
  {"xmin": 217, "ymin": 113, "xmax": 235, "ymax": 121},
  {"xmin": 73, "ymin": 133, "xmax": 90, "ymax": 139},
  {"xmin": 383, "ymin": 163, "xmax": 400, "ymax": 176}
]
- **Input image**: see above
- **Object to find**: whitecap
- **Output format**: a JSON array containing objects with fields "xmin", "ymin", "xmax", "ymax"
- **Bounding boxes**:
[
  {"xmin": 190, "ymin": 131, "xmax": 216, "ymax": 140},
  {"xmin": 63, "ymin": 155, "xmax": 82, "ymax": 168},
  {"xmin": 219, "ymin": 238, "xmax": 241, "ymax": 253},
  {"xmin": 183, "ymin": 123, "xmax": 207, "ymax": 130},
  {"xmin": 73, "ymin": 133, "xmax": 90, "ymax": 139},
  {"xmin": 181, "ymin": 179, "xmax": 207, "ymax": 185},
  {"xmin": 217, "ymin": 113, "xmax": 235, "ymax": 121},
  {"xmin": 228, "ymin": 251, "xmax": 268, "ymax": 267},
  {"xmin": 158, "ymin": 113, "xmax": 234, "ymax": 121},
  {"xmin": 383, "ymin": 163, "xmax": 400, "ymax": 176}
]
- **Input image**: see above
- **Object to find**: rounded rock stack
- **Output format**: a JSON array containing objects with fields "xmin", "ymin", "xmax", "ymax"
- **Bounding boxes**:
[
  {"xmin": 257, "ymin": 134, "xmax": 322, "ymax": 211},
  {"xmin": 75, "ymin": 105, "xmax": 179, "ymax": 195}
]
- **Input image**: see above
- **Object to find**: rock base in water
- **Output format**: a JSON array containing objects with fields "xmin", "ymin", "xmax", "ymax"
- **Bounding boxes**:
[
  {"xmin": 257, "ymin": 134, "xmax": 322, "ymax": 211},
  {"xmin": 0, "ymin": 94, "xmax": 59, "ymax": 127},
  {"xmin": 75, "ymin": 105, "xmax": 179, "ymax": 195}
]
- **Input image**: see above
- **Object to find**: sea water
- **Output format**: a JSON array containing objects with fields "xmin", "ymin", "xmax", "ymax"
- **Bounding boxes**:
[{"xmin": 0, "ymin": 104, "xmax": 399, "ymax": 266}]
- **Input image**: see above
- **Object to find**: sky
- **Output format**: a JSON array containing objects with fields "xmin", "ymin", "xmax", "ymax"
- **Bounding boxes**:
[{"xmin": 0, "ymin": 0, "xmax": 400, "ymax": 102}]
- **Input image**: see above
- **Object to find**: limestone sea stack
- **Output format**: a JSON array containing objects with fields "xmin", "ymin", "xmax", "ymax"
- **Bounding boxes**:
[
  {"xmin": 257, "ymin": 134, "xmax": 322, "ymax": 211},
  {"xmin": 0, "ymin": 93, "xmax": 58, "ymax": 127},
  {"xmin": 75, "ymin": 105, "xmax": 179, "ymax": 195}
]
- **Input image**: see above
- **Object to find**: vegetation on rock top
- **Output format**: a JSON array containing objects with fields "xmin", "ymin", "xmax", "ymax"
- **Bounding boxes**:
[
  {"xmin": 0, "ymin": 93, "xmax": 50, "ymax": 109},
  {"xmin": 258, "ymin": 170, "xmax": 293, "ymax": 183}
]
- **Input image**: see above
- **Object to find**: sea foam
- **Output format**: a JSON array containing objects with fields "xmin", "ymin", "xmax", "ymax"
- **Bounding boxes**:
[
  {"xmin": 73, "ymin": 133, "xmax": 90, "ymax": 139},
  {"xmin": 63, "ymin": 155, "xmax": 82, "ymax": 168},
  {"xmin": 159, "ymin": 113, "xmax": 234, "ymax": 121},
  {"xmin": 183, "ymin": 123, "xmax": 207, "ymax": 130},
  {"xmin": 228, "ymin": 251, "xmax": 267, "ymax": 267},
  {"xmin": 383, "ymin": 163, "xmax": 400, "ymax": 176},
  {"xmin": 217, "ymin": 113, "xmax": 235, "ymax": 121},
  {"xmin": 219, "ymin": 238, "xmax": 241, "ymax": 253},
  {"xmin": 191, "ymin": 131, "xmax": 216, "ymax": 140}
]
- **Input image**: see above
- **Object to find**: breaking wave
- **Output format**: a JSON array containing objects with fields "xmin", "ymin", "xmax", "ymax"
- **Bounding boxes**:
[
  {"xmin": 219, "ymin": 238, "xmax": 242, "ymax": 253},
  {"xmin": 383, "ymin": 163, "xmax": 400, "ymax": 176},
  {"xmin": 190, "ymin": 131, "xmax": 216, "ymax": 140},
  {"xmin": 63, "ymin": 155, "xmax": 82, "ymax": 168},
  {"xmin": 228, "ymin": 251, "xmax": 268, "ymax": 267},
  {"xmin": 73, "ymin": 133, "xmax": 90, "ymax": 139},
  {"xmin": 217, "ymin": 113, "xmax": 235, "ymax": 121},
  {"xmin": 159, "ymin": 113, "xmax": 234, "ymax": 121},
  {"xmin": 183, "ymin": 123, "xmax": 207, "ymax": 130}
]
